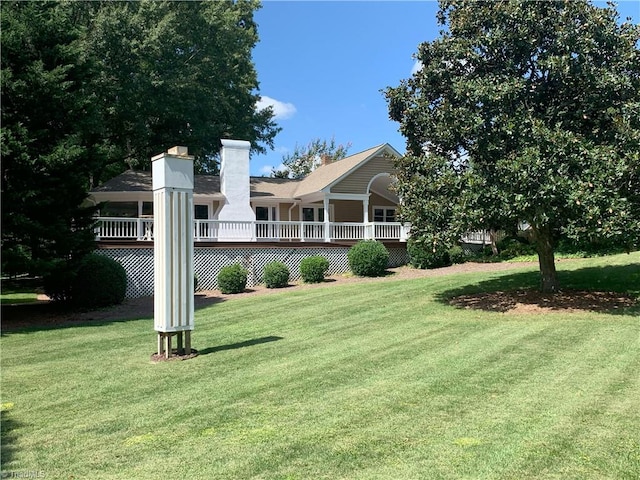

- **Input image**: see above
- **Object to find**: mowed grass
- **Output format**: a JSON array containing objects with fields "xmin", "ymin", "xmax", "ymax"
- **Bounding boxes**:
[{"xmin": 1, "ymin": 253, "xmax": 639, "ymax": 479}]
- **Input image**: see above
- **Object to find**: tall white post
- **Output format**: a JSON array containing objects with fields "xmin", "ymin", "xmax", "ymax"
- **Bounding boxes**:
[{"xmin": 152, "ymin": 146, "xmax": 194, "ymax": 358}]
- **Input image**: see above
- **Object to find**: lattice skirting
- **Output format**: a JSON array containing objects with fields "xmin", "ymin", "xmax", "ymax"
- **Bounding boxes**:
[{"xmin": 97, "ymin": 244, "xmax": 409, "ymax": 298}]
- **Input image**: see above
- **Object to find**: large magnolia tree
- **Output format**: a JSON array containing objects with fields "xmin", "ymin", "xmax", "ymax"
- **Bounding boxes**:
[{"xmin": 385, "ymin": 0, "xmax": 640, "ymax": 292}]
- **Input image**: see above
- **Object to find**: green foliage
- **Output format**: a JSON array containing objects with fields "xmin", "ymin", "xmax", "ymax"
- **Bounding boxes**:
[
  {"xmin": 496, "ymin": 238, "xmax": 537, "ymax": 260},
  {"xmin": 386, "ymin": 0, "xmax": 640, "ymax": 291},
  {"xmin": 271, "ymin": 137, "xmax": 351, "ymax": 179},
  {"xmin": 448, "ymin": 245, "xmax": 468, "ymax": 265},
  {"xmin": 263, "ymin": 261, "xmax": 290, "ymax": 288},
  {"xmin": 42, "ymin": 253, "xmax": 126, "ymax": 307},
  {"xmin": 72, "ymin": 254, "xmax": 126, "ymax": 308},
  {"xmin": 408, "ymin": 240, "xmax": 452, "ymax": 270},
  {"xmin": 1, "ymin": 0, "xmax": 279, "ymax": 276},
  {"xmin": 299, "ymin": 256, "xmax": 329, "ymax": 283},
  {"xmin": 42, "ymin": 261, "xmax": 77, "ymax": 304},
  {"xmin": 348, "ymin": 240, "xmax": 389, "ymax": 277},
  {"xmin": 217, "ymin": 264, "xmax": 248, "ymax": 294}
]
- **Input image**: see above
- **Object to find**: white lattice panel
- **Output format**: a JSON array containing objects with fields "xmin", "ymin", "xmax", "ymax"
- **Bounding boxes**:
[{"xmin": 98, "ymin": 244, "xmax": 408, "ymax": 298}]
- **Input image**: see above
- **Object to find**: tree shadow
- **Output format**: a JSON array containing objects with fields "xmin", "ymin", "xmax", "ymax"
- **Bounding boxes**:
[
  {"xmin": 0, "ymin": 407, "xmax": 21, "ymax": 470},
  {"xmin": 437, "ymin": 263, "xmax": 640, "ymax": 316},
  {"xmin": 198, "ymin": 336, "xmax": 284, "ymax": 356},
  {"xmin": 1, "ymin": 293, "xmax": 227, "ymax": 335}
]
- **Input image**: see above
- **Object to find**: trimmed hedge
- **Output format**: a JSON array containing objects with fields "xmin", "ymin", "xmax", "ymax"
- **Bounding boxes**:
[
  {"xmin": 263, "ymin": 261, "xmax": 290, "ymax": 288},
  {"xmin": 300, "ymin": 256, "xmax": 329, "ymax": 283},
  {"xmin": 217, "ymin": 264, "xmax": 248, "ymax": 294},
  {"xmin": 348, "ymin": 240, "xmax": 389, "ymax": 277}
]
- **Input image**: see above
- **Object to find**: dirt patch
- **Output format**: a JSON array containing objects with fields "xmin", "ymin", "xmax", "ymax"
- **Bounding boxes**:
[{"xmin": 450, "ymin": 289, "xmax": 637, "ymax": 315}]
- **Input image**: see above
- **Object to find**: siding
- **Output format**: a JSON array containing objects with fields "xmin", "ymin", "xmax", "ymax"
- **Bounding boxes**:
[{"xmin": 331, "ymin": 156, "xmax": 395, "ymax": 194}]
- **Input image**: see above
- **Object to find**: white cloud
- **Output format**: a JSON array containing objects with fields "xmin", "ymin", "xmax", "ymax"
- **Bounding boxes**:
[
  {"xmin": 256, "ymin": 96, "xmax": 297, "ymax": 120},
  {"xmin": 260, "ymin": 164, "xmax": 275, "ymax": 175},
  {"xmin": 411, "ymin": 60, "xmax": 423, "ymax": 76}
]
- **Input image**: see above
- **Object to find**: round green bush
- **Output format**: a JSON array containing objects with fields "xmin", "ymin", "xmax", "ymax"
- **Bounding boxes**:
[
  {"xmin": 72, "ymin": 254, "xmax": 127, "ymax": 308},
  {"xmin": 263, "ymin": 261, "xmax": 290, "ymax": 288},
  {"xmin": 348, "ymin": 240, "xmax": 389, "ymax": 277},
  {"xmin": 407, "ymin": 240, "xmax": 452, "ymax": 269},
  {"xmin": 299, "ymin": 256, "xmax": 329, "ymax": 283},
  {"xmin": 217, "ymin": 264, "xmax": 248, "ymax": 294}
]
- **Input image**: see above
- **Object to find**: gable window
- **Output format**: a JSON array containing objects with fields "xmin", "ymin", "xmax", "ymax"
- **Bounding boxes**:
[{"xmin": 373, "ymin": 207, "xmax": 396, "ymax": 222}]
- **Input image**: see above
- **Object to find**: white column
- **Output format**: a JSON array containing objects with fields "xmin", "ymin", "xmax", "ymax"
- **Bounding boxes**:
[
  {"xmin": 323, "ymin": 197, "xmax": 331, "ymax": 242},
  {"xmin": 152, "ymin": 146, "xmax": 194, "ymax": 336},
  {"xmin": 363, "ymin": 197, "xmax": 371, "ymax": 239}
]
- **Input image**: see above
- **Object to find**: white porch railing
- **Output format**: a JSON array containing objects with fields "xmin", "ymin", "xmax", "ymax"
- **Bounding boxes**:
[{"xmin": 95, "ymin": 217, "xmax": 410, "ymax": 242}]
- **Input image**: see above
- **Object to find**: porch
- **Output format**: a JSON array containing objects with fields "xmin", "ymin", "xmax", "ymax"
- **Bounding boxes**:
[{"xmin": 94, "ymin": 217, "xmax": 411, "ymax": 243}]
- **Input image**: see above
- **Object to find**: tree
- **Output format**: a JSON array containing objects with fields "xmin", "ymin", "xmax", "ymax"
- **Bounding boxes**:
[
  {"xmin": 271, "ymin": 137, "xmax": 351, "ymax": 179},
  {"xmin": 1, "ymin": 0, "xmax": 280, "ymax": 277},
  {"xmin": 1, "ymin": 1, "xmax": 100, "ymax": 278},
  {"xmin": 385, "ymin": 0, "xmax": 640, "ymax": 292},
  {"xmin": 83, "ymin": 0, "xmax": 280, "ymax": 178}
]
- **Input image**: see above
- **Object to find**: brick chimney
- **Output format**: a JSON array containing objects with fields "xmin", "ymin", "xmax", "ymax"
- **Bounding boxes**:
[{"xmin": 320, "ymin": 154, "xmax": 332, "ymax": 167}]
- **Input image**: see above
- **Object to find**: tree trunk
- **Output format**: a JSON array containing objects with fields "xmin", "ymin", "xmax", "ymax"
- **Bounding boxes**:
[
  {"xmin": 534, "ymin": 226, "xmax": 559, "ymax": 293},
  {"xmin": 489, "ymin": 229, "xmax": 499, "ymax": 256}
]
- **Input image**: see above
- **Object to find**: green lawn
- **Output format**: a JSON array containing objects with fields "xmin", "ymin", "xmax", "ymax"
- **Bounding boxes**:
[
  {"xmin": 2, "ymin": 253, "xmax": 639, "ymax": 479},
  {"xmin": 0, "ymin": 283, "xmax": 39, "ymax": 305}
]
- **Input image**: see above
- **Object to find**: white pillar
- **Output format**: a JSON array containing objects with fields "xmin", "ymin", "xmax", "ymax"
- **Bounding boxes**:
[
  {"xmin": 363, "ymin": 197, "xmax": 371, "ymax": 239},
  {"xmin": 152, "ymin": 146, "xmax": 194, "ymax": 356},
  {"xmin": 323, "ymin": 197, "xmax": 331, "ymax": 242}
]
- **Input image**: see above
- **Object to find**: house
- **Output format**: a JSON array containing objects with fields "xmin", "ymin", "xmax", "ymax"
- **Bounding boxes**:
[{"xmin": 88, "ymin": 142, "xmax": 409, "ymax": 243}]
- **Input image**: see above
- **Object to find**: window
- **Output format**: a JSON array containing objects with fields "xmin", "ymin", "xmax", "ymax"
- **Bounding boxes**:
[
  {"xmin": 194, "ymin": 204, "xmax": 209, "ymax": 220},
  {"xmin": 255, "ymin": 205, "xmax": 278, "ymax": 239},
  {"xmin": 141, "ymin": 202, "xmax": 153, "ymax": 216},
  {"xmin": 373, "ymin": 207, "xmax": 397, "ymax": 222},
  {"xmin": 302, "ymin": 206, "xmax": 325, "ymax": 222},
  {"xmin": 101, "ymin": 202, "xmax": 138, "ymax": 218},
  {"xmin": 256, "ymin": 206, "xmax": 270, "ymax": 221}
]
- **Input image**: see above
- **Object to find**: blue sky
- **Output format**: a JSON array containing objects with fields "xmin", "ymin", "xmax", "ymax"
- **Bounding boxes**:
[{"xmin": 250, "ymin": 0, "xmax": 639, "ymax": 177}]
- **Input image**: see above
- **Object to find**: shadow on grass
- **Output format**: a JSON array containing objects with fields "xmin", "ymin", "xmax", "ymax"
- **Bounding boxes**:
[
  {"xmin": 0, "ymin": 407, "xmax": 20, "ymax": 470},
  {"xmin": 198, "ymin": 336, "xmax": 284, "ymax": 356},
  {"xmin": 0, "ymin": 294, "xmax": 224, "ymax": 335},
  {"xmin": 437, "ymin": 263, "xmax": 640, "ymax": 316}
]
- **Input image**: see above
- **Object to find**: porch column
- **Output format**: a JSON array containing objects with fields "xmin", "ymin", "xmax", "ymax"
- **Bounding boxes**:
[
  {"xmin": 363, "ymin": 197, "xmax": 371, "ymax": 239},
  {"xmin": 323, "ymin": 197, "xmax": 331, "ymax": 242}
]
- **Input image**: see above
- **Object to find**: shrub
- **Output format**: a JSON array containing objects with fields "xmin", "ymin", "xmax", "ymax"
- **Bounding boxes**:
[
  {"xmin": 217, "ymin": 264, "xmax": 248, "ymax": 294},
  {"xmin": 300, "ymin": 256, "xmax": 329, "ymax": 283},
  {"xmin": 263, "ymin": 261, "xmax": 290, "ymax": 288},
  {"xmin": 72, "ymin": 254, "xmax": 127, "ymax": 308},
  {"xmin": 43, "ymin": 260, "xmax": 76, "ymax": 303},
  {"xmin": 497, "ymin": 237, "xmax": 537, "ymax": 259},
  {"xmin": 407, "ymin": 240, "xmax": 452, "ymax": 269},
  {"xmin": 448, "ymin": 245, "xmax": 468, "ymax": 265},
  {"xmin": 348, "ymin": 240, "xmax": 389, "ymax": 277}
]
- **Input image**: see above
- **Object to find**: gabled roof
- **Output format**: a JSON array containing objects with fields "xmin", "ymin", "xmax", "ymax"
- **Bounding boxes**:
[
  {"xmin": 292, "ymin": 143, "xmax": 400, "ymax": 197},
  {"xmin": 92, "ymin": 170, "xmax": 223, "ymax": 197},
  {"xmin": 90, "ymin": 143, "xmax": 402, "ymax": 200}
]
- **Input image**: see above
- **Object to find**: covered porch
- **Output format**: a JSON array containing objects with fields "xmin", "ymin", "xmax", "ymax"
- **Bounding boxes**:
[{"xmin": 94, "ymin": 217, "xmax": 411, "ymax": 243}]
